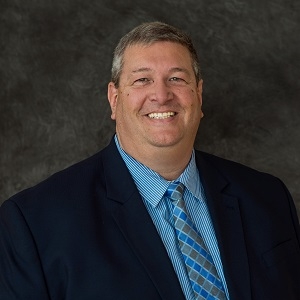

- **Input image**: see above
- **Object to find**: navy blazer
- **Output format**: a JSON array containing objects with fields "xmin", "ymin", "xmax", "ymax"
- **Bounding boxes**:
[{"xmin": 1, "ymin": 138, "xmax": 300, "ymax": 300}]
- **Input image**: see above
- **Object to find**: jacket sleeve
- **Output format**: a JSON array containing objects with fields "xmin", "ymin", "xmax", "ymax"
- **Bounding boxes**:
[
  {"xmin": 0, "ymin": 200, "xmax": 50, "ymax": 300},
  {"xmin": 280, "ymin": 179, "xmax": 300, "ymax": 245}
]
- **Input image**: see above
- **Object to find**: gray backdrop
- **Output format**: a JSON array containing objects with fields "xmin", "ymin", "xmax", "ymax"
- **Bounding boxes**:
[{"xmin": 1, "ymin": 0, "xmax": 299, "ymax": 217}]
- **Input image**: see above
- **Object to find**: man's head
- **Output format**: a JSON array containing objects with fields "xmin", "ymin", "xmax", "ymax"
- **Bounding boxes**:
[
  {"xmin": 107, "ymin": 22, "xmax": 203, "ymax": 178},
  {"xmin": 111, "ymin": 22, "xmax": 201, "ymax": 88}
]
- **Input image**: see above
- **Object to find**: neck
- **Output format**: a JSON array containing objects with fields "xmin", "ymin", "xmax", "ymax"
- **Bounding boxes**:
[
  {"xmin": 117, "ymin": 136, "xmax": 193, "ymax": 181},
  {"xmin": 148, "ymin": 154, "xmax": 191, "ymax": 180}
]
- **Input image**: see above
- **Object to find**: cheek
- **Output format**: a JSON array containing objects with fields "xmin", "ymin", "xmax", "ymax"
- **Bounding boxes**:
[
  {"xmin": 117, "ymin": 94, "xmax": 136, "ymax": 117},
  {"xmin": 183, "ymin": 89, "xmax": 198, "ymax": 105}
]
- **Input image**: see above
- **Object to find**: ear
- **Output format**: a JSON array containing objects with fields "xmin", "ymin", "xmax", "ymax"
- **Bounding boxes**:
[
  {"xmin": 197, "ymin": 79, "xmax": 204, "ymax": 119},
  {"xmin": 196, "ymin": 79, "xmax": 203, "ymax": 100},
  {"xmin": 107, "ymin": 82, "xmax": 118, "ymax": 120}
]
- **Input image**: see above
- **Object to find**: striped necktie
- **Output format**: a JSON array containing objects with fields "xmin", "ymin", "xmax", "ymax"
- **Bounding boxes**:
[{"xmin": 165, "ymin": 182, "xmax": 226, "ymax": 300}]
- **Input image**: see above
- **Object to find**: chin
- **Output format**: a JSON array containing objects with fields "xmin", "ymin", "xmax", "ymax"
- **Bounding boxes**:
[{"xmin": 147, "ymin": 135, "xmax": 183, "ymax": 148}]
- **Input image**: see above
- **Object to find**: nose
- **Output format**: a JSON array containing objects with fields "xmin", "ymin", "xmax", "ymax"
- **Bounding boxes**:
[{"xmin": 150, "ymin": 80, "xmax": 173, "ymax": 104}]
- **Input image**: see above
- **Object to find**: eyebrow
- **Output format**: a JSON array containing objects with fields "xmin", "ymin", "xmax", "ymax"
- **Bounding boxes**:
[
  {"xmin": 169, "ymin": 67, "xmax": 191, "ymax": 75},
  {"xmin": 131, "ymin": 67, "xmax": 152, "ymax": 74},
  {"xmin": 130, "ymin": 67, "xmax": 190, "ymax": 74}
]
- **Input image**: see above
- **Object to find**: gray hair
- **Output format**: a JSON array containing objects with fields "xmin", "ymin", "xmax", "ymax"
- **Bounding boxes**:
[{"xmin": 111, "ymin": 21, "xmax": 201, "ymax": 87}]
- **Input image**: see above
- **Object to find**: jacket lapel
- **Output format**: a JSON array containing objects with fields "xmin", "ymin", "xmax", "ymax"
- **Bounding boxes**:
[
  {"xmin": 196, "ymin": 152, "xmax": 251, "ymax": 300},
  {"xmin": 101, "ymin": 139, "xmax": 185, "ymax": 300},
  {"xmin": 101, "ymin": 139, "xmax": 252, "ymax": 299}
]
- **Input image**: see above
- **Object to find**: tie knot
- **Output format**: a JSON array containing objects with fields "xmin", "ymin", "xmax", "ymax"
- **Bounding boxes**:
[{"xmin": 165, "ymin": 182, "xmax": 185, "ymax": 202}]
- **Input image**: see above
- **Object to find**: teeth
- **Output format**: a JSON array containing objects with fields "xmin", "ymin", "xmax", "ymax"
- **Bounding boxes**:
[{"xmin": 148, "ymin": 112, "xmax": 175, "ymax": 119}]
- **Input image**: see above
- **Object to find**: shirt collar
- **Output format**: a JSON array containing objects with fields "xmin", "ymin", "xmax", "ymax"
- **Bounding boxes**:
[
  {"xmin": 114, "ymin": 135, "xmax": 201, "ymax": 207},
  {"xmin": 177, "ymin": 150, "xmax": 200, "ymax": 198}
]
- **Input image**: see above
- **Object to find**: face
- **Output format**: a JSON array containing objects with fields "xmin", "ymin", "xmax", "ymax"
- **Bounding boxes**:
[{"xmin": 108, "ymin": 41, "xmax": 203, "ymax": 157}]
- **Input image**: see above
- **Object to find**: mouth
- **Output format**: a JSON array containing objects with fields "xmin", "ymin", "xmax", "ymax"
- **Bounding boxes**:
[{"xmin": 147, "ymin": 112, "xmax": 176, "ymax": 119}]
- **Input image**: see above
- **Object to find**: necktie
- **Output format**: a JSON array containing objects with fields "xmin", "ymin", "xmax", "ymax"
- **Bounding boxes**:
[{"xmin": 165, "ymin": 182, "xmax": 226, "ymax": 300}]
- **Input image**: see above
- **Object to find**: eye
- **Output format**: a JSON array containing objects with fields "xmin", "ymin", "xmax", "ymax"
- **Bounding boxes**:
[
  {"xmin": 133, "ymin": 78, "xmax": 152, "ymax": 85},
  {"xmin": 169, "ymin": 77, "xmax": 187, "ymax": 84}
]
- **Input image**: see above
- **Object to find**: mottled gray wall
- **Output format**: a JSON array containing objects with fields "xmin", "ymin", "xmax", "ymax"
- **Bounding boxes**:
[{"xmin": 0, "ymin": 0, "xmax": 299, "ymax": 217}]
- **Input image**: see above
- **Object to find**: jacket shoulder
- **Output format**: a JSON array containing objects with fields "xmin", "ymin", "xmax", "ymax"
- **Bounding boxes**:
[
  {"xmin": 195, "ymin": 150, "xmax": 288, "ymax": 194},
  {"xmin": 3, "ymin": 150, "xmax": 105, "ymax": 209}
]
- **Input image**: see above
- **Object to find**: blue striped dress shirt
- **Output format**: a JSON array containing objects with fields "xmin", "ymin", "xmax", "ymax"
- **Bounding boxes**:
[{"xmin": 114, "ymin": 135, "xmax": 230, "ymax": 299}]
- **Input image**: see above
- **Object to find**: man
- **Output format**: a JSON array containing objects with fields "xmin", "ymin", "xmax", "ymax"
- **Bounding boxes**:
[{"xmin": 0, "ymin": 22, "xmax": 299, "ymax": 300}]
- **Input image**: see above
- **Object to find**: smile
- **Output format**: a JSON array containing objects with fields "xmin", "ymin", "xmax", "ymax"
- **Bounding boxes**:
[{"xmin": 147, "ymin": 112, "xmax": 176, "ymax": 119}]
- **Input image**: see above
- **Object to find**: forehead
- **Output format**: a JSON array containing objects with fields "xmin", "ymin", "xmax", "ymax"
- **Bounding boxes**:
[{"xmin": 122, "ymin": 41, "xmax": 194, "ymax": 71}]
